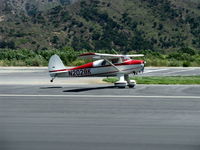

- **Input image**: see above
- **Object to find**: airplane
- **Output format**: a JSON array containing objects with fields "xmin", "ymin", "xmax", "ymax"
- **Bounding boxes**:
[{"xmin": 48, "ymin": 52, "xmax": 145, "ymax": 88}]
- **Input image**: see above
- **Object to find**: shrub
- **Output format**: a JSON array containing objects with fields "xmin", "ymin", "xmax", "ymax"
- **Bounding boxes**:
[
  {"xmin": 178, "ymin": 47, "xmax": 196, "ymax": 55},
  {"xmin": 25, "ymin": 55, "xmax": 46, "ymax": 66},
  {"xmin": 182, "ymin": 61, "xmax": 191, "ymax": 67}
]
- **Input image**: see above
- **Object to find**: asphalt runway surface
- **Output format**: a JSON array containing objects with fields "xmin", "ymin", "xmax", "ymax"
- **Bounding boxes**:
[
  {"xmin": 0, "ymin": 67, "xmax": 200, "ymax": 85},
  {"xmin": 0, "ymin": 67, "xmax": 200, "ymax": 150},
  {"xmin": 142, "ymin": 67, "xmax": 200, "ymax": 76}
]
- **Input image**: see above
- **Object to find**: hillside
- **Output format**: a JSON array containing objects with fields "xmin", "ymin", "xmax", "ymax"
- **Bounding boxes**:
[{"xmin": 0, "ymin": 0, "xmax": 200, "ymax": 53}]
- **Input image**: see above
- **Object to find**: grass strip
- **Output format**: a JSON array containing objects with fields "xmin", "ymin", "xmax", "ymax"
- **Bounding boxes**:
[{"xmin": 103, "ymin": 76, "xmax": 200, "ymax": 84}]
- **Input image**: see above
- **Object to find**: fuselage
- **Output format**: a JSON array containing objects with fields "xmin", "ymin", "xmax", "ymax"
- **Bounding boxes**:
[{"xmin": 49, "ymin": 59, "xmax": 145, "ymax": 78}]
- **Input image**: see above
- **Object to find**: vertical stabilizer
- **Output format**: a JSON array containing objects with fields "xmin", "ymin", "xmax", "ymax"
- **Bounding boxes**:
[{"xmin": 48, "ymin": 54, "xmax": 66, "ymax": 78}]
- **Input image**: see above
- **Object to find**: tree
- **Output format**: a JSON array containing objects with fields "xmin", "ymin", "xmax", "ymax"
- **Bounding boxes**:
[
  {"xmin": 51, "ymin": 36, "xmax": 59, "ymax": 44},
  {"xmin": 158, "ymin": 23, "xmax": 163, "ymax": 30}
]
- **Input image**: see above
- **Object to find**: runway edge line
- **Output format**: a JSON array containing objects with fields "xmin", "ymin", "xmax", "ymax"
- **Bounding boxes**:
[{"xmin": 0, "ymin": 94, "xmax": 200, "ymax": 99}]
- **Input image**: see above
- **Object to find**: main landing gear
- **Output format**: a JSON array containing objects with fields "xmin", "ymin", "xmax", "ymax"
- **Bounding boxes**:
[{"xmin": 114, "ymin": 74, "xmax": 136, "ymax": 88}]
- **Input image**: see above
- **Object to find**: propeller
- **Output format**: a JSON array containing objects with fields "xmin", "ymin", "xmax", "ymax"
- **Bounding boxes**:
[{"xmin": 141, "ymin": 61, "xmax": 146, "ymax": 73}]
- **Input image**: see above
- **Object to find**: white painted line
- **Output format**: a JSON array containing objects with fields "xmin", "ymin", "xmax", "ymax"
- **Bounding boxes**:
[
  {"xmin": 0, "ymin": 94, "xmax": 200, "ymax": 99},
  {"xmin": 144, "ymin": 69, "xmax": 169, "ymax": 73},
  {"xmin": 165, "ymin": 68, "xmax": 196, "ymax": 75}
]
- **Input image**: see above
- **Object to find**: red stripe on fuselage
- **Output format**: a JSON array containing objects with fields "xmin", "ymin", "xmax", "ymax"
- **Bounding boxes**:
[
  {"xmin": 69, "ymin": 62, "xmax": 93, "ymax": 70},
  {"xmin": 49, "ymin": 63, "xmax": 93, "ymax": 73},
  {"xmin": 49, "ymin": 69, "xmax": 69, "ymax": 73}
]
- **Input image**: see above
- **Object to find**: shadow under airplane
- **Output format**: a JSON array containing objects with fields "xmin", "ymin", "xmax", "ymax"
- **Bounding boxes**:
[
  {"xmin": 40, "ymin": 86, "xmax": 63, "ymax": 89},
  {"xmin": 63, "ymin": 86, "xmax": 116, "ymax": 92}
]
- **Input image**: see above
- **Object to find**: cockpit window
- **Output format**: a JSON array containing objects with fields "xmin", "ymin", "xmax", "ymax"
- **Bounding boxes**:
[
  {"xmin": 101, "ymin": 60, "xmax": 107, "ymax": 66},
  {"xmin": 111, "ymin": 58, "xmax": 119, "ymax": 64},
  {"xmin": 101, "ymin": 58, "xmax": 121, "ymax": 66}
]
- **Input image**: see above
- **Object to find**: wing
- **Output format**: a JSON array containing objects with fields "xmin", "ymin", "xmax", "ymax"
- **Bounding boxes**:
[
  {"xmin": 79, "ymin": 53, "xmax": 122, "ymax": 59},
  {"xmin": 125, "ymin": 54, "xmax": 144, "ymax": 57},
  {"xmin": 79, "ymin": 53, "xmax": 144, "ymax": 59}
]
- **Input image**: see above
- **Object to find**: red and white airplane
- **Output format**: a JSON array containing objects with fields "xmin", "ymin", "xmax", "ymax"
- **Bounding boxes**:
[{"xmin": 48, "ymin": 53, "xmax": 145, "ymax": 88}]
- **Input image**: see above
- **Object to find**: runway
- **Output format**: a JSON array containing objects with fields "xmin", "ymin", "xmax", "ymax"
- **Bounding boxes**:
[
  {"xmin": 0, "ymin": 67, "xmax": 200, "ymax": 85},
  {"xmin": 0, "ymin": 67, "xmax": 200, "ymax": 150},
  {"xmin": 142, "ymin": 67, "xmax": 200, "ymax": 76}
]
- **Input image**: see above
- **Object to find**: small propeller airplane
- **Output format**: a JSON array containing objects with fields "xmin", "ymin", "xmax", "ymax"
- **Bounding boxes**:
[{"xmin": 48, "ymin": 52, "xmax": 145, "ymax": 88}]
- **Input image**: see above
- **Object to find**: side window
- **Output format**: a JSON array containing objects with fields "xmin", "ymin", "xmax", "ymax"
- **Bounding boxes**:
[
  {"xmin": 111, "ymin": 58, "xmax": 119, "ymax": 64},
  {"xmin": 101, "ymin": 60, "xmax": 106, "ymax": 66}
]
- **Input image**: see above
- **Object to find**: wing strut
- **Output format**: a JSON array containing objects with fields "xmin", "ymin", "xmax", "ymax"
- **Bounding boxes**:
[{"xmin": 104, "ymin": 58, "xmax": 121, "ymax": 72}]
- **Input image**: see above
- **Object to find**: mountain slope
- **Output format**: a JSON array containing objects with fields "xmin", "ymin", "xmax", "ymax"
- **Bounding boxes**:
[
  {"xmin": 0, "ymin": 0, "xmax": 200, "ymax": 52},
  {"xmin": 0, "ymin": 0, "xmax": 76, "ymax": 15}
]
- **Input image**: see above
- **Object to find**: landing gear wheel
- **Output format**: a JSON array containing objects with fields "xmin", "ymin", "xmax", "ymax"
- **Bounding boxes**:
[
  {"xmin": 128, "ymin": 84, "xmax": 135, "ymax": 88},
  {"xmin": 128, "ymin": 80, "xmax": 136, "ymax": 88},
  {"xmin": 114, "ymin": 82, "xmax": 127, "ymax": 88},
  {"xmin": 114, "ymin": 74, "xmax": 127, "ymax": 88}
]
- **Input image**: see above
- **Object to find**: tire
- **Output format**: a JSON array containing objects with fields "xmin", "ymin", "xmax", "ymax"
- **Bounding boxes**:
[
  {"xmin": 128, "ymin": 84, "xmax": 135, "ymax": 88},
  {"xmin": 114, "ymin": 82, "xmax": 127, "ymax": 88}
]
